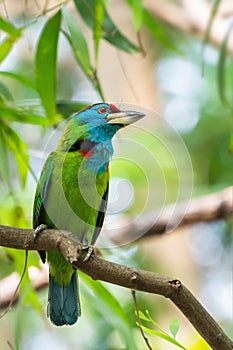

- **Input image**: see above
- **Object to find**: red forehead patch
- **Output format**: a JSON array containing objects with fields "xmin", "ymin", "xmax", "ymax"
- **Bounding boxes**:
[{"xmin": 110, "ymin": 104, "xmax": 120, "ymax": 113}]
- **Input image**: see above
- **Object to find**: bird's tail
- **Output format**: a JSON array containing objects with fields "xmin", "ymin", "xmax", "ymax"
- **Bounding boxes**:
[{"xmin": 48, "ymin": 271, "xmax": 81, "ymax": 326}]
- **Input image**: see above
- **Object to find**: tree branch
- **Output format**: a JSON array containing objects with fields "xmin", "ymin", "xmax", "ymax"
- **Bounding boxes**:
[
  {"xmin": 144, "ymin": 0, "xmax": 233, "ymax": 54},
  {"xmin": 0, "ymin": 266, "xmax": 48, "ymax": 308},
  {"xmin": 107, "ymin": 186, "xmax": 233, "ymax": 244},
  {"xmin": 0, "ymin": 225, "xmax": 232, "ymax": 350}
]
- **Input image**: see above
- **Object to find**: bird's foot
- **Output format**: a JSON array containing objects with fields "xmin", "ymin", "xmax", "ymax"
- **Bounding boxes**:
[
  {"xmin": 34, "ymin": 224, "xmax": 48, "ymax": 243},
  {"xmin": 82, "ymin": 245, "xmax": 94, "ymax": 262}
]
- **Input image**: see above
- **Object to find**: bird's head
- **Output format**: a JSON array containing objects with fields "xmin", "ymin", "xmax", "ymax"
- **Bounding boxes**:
[
  {"xmin": 74, "ymin": 102, "xmax": 144, "ymax": 128},
  {"xmin": 58, "ymin": 103, "xmax": 145, "ymax": 151}
]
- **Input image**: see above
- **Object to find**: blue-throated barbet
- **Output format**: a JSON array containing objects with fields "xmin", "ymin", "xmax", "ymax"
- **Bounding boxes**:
[{"xmin": 33, "ymin": 103, "xmax": 144, "ymax": 326}]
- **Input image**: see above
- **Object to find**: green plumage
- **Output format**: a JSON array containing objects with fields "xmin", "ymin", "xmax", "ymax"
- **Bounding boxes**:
[
  {"xmin": 33, "ymin": 149, "xmax": 109, "ymax": 325},
  {"xmin": 33, "ymin": 103, "xmax": 144, "ymax": 326}
]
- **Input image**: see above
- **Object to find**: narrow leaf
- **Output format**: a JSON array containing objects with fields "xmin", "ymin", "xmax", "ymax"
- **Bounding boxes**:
[
  {"xmin": 0, "ymin": 16, "xmax": 21, "ymax": 36},
  {"xmin": 74, "ymin": 0, "xmax": 93, "ymax": 27},
  {"xmin": 98, "ymin": 6, "xmax": 140, "ymax": 53},
  {"xmin": 3, "ymin": 123, "xmax": 29, "ymax": 187},
  {"xmin": 0, "ymin": 103, "xmax": 48, "ymax": 125},
  {"xmin": 144, "ymin": 309, "xmax": 168, "ymax": 333},
  {"xmin": 56, "ymin": 100, "xmax": 87, "ymax": 117},
  {"xmin": 81, "ymin": 273, "xmax": 137, "ymax": 349},
  {"xmin": 0, "ymin": 18, "xmax": 22, "ymax": 63},
  {"xmin": 138, "ymin": 311, "xmax": 186, "ymax": 349},
  {"xmin": 74, "ymin": 0, "xmax": 140, "ymax": 53},
  {"xmin": 62, "ymin": 8, "xmax": 104, "ymax": 100},
  {"xmin": 138, "ymin": 310, "xmax": 151, "ymax": 322},
  {"xmin": 141, "ymin": 325, "xmax": 187, "ymax": 350},
  {"xmin": 129, "ymin": 0, "xmax": 143, "ymax": 32},
  {"xmin": 143, "ymin": 10, "xmax": 178, "ymax": 51},
  {"xmin": 35, "ymin": 10, "xmax": 61, "ymax": 120},
  {"xmin": 0, "ymin": 36, "xmax": 18, "ymax": 63},
  {"xmin": 62, "ymin": 8, "xmax": 93, "ymax": 76},
  {"xmin": 229, "ymin": 133, "xmax": 233, "ymax": 153},
  {"xmin": 0, "ymin": 125, "xmax": 10, "ymax": 185},
  {"xmin": 169, "ymin": 317, "xmax": 180, "ymax": 339},
  {"xmin": 83, "ymin": 273, "xmax": 129, "ymax": 322},
  {"xmin": 0, "ymin": 81, "xmax": 13, "ymax": 100},
  {"xmin": 217, "ymin": 24, "xmax": 233, "ymax": 105},
  {"xmin": 93, "ymin": 0, "xmax": 104, "ymax": 63},
  {"xmin": 202, "ymin": 0, "xmax": 221, "ymax": 74},
  {"xmin": 203, "ymin": 0, "xmax": 221, "ymax": 49},
  {"xmin": 0, "ymin": 71, "xmax": 36, "ymax": 90}
]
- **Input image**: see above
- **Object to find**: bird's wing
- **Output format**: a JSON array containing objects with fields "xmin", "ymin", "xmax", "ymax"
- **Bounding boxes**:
[
  {"xmin": 33, "ymin": 154, "xmax": 55, "ymax": 228},
  {"xmin": 33, "ymin": 154, "xmax": 55, "ymax": 263},
  {"xmin": 91, "ymin": 183, "xmax": 109, "ymax": 245}
]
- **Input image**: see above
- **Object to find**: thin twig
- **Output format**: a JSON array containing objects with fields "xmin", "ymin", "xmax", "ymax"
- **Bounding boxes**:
[
  {"xmin": 131, "ymin": 289, "xmax": 153, "ymax": 350},
  {"xmin": 0, "ymin": 251, "xmax": 28, "ymax": 319},
  {"xmin": 6, "ymin": 340, "xmax": 15, "ymax": 350}
]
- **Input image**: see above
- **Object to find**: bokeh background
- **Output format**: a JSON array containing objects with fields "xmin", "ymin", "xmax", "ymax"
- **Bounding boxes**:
[{"xmin": 0, "ymin": 1, "xmax": 232, "ymax": 349}]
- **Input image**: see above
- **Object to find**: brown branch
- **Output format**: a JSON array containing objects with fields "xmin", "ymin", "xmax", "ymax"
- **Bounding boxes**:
[
  {"xmin": 106, "ymin": 186, "xmax": 233, "ymax": 244},
  {"xmin": 0, "ymin": 225, "xmax": 232, "ymax": 350},
  {"xmin": 0, "ymin": 266, "xmax": 48, "ymax": 308},
  {"xmin": 144, "ymin": 0, "xmax": 233, "ymax": 54}
]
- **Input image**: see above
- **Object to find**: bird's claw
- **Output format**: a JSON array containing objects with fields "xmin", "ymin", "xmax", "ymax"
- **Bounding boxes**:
[
  {"xmin": 82, "ymin": 245, "xmax": 94, "ymax": 262},
  {"xmin": 34, "ymin": 224, "xmax": 48, "ymax": 243}
]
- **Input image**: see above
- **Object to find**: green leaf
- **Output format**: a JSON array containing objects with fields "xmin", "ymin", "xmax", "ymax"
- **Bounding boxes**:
[
  {"xmin": 202, "ymin": 0, "xmax": 221, "ymax": 49},
  {"xmin": 62, "ymin": 7, "xmax": 93, "ymax": 76},
  {"xmin": 14, "ymin": 307, "xmax": 22, "ymax": 350},
  {"xmin": 56, "ymin": 100, "xmax": 87, "ymax": 117},
  {"xmin": 74, "ymin": 0, "xmax": 140, "ymax": 54},
  {"xmin": 0, "ymin": 16, "xmax": 21, "ymax": 36},
  {"xmin": 93, "ymin": 0, "xmax": 104, "ymax": 63},
  {"xmin": 62, "ymin": 8, "xmax": 105, "ymax": 100},
  {"xmin": 0, "ymin": 81, "xmax": 13, "ymax": 100},
  {"xmin": 0, "ymin": 125, "xmax": 10, "ymax": 185},
  {"xmin": 202, "ymin": 0, "xmax": 221, "ymax": 74},
  {"xmin": 81, "ymin": 273, "xmax": 137, "ymax": 350},
  {"xmin": 3, "ymin": 123, "xmax": 29, "ymax": 187},
  {"xmin": 35, "ymin": 10, "xmax": 61, "ymax": 121},
  {"xmin": 0, "ymin": 71, "xmax": 36, "ymax": 90},
  {"xmin": 140, "ymin": 310, "xmax": 167, "ymax": 333},
  {"xmin": 102, "ymin": 8, "xmax": 140, "ymax": 53},
  {"xmin": 138, "ymin": 311, "xmax": 186, "ymax": 349},
  {"xmin": 143, "ymin": 10, "xmax": 178, "ymax": 52},
  {"xmin": 74, "ymin": 0, "xmax": 93, "ymax": 27},
  {"xmin": 128, "ymin": 0, "xmax": 143, "ymax": 32},
  {"xmin": 0, "ymin": 18, "xmax": 22, "ymax": 63},
  {"xmin": 82, "ymin": 273, "xmax": 129, "ymax": 323},
  {"xmin": 141, "ymin": 325, "xmax": 187, "ymax": 350},
  {"xmin": 138, "ymin": 309, "xmax": 151, "ymax": 321},
  {"xmin": 0, "ymin": 36, "xmax": 17, "ymax": 63},
  {"xmin": 169, "ymin": 317, "xmax": 180, "ymax": 339},
  {"xmin": 217, "ymin": 24, "xmax": 233, "ymax": 106},
  {"xmin": 0, "ymin": 103, "xmax": 48, "ymax": 125},
  {"xmin": 229, "ymin": 133, "xmax": 233, "ymax": 153},
  {"xmin": 12, "ymin": 205, "xmax": 27, "ymax": 227}
]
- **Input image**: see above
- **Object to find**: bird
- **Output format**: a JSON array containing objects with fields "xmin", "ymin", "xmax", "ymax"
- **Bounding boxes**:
[{"xmin": 33, "ymin": 102, "xmax": 144, "ymax": 326}]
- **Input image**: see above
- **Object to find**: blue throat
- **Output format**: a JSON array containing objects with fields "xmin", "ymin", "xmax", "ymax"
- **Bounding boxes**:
[{"xmin": 86, "ymin": 124, "xmax": 120, "ymax": 174}]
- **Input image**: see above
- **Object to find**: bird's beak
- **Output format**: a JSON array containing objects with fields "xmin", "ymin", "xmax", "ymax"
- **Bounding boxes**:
[{"xmin": 107, "ymin": 110, "xmax": 145, "ymax": 125}]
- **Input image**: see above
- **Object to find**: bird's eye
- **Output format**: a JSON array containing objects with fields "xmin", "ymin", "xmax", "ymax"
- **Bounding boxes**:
[{"xmin": 98, "ymin": 106, "xmax": 108, "ymax": 114}]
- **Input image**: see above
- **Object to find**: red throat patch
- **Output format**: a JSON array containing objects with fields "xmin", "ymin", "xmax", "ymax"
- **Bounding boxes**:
[{"xmin": 80, "ymin": 149, "xmax": 94, "ymax": 158}]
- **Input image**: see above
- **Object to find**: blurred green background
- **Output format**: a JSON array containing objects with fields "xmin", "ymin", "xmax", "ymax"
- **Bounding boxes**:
[{"xmin": 0, "ymin": 1, "xmax": 232, "ymax": 349}]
